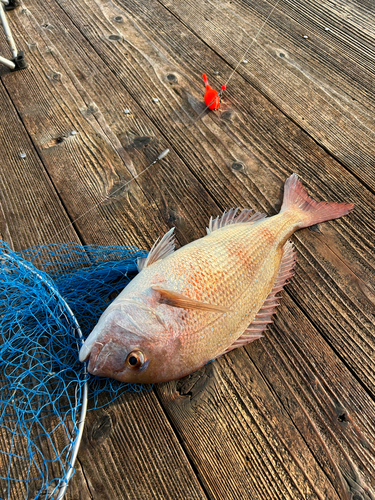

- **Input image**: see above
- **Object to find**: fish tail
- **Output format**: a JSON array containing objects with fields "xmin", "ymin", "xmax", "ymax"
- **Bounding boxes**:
[
  {"xmin": 280, "ymin": 173, "xmax": 354, "ymax": 228},
  {"xmin": 202, "ymin": 73, "xmax": 209, "ymax": 87}
]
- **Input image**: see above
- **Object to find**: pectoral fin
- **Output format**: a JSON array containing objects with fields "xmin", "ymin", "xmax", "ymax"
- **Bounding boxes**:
[{"xmin": 152, "ymin": 286, "xmax": 230, "ymax": 313}]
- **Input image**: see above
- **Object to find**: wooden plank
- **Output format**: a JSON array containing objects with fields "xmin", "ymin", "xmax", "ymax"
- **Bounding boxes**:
[
  {"xmin": 47, "ymin": 0, "xmax": 375, "ymax": 387},
  {"xmin": 32, "ymin": 0, "xmax": 375, "ymax": 497},
  {"xmin": 0, "ymin": 6, "xmax": 214, "ymax": 500},
  {"xmin": 0, "ymin": 79, "xmax": 81, "ymax": 249},
  {"xmin": 79, "ymin": 391, "xmax": 207, "ymax": 500},
  {"xmin": 0, "ymin": 80, "xmax": 93, "ymax": 499},
  {"xmin": 156, "ymin": 0, "xmax": 375, "ymax": 190},
  {"xmin": 1, "ymin": 0, "xmax": 374, "ymax": 498},
  {"xmin": 1, "ymin": 4, "xmax": 219, "ymax": 250}
]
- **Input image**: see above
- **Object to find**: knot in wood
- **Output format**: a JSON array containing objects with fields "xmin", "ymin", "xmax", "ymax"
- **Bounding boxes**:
[
  {"xmin": 108, "ymin": 34, "xmax": 122, "ymax": 41},
  {"xmin": 232, "ymin": 161, "xmax": 244, "ymax": 171},
  {"xmin": 90, "ymin": 412, "xmax": 113, "ymax": 445},
  {"xmin": 132, "ymin": 136, "xmax": 151, "ymax": 149}
]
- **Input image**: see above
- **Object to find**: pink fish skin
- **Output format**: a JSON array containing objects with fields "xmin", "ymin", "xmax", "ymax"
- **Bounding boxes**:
[{"xmin": 79, "ymin": 174, "xmax": 353, "ymax": 384}]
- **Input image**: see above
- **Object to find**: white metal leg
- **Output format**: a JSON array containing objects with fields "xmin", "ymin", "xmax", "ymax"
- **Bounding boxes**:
[
  {"xmin": 0, "ymin": 0, "xmax": 28, "ymax": 71},
  {"xmin": 0, "ymin": 54, "xmax": 15, "ymax": 69}
]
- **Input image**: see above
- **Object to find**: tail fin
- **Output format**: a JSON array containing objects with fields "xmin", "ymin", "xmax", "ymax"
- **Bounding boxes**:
[
  {"xmin": 202, "ymin": 73, "xmax": 209, "ymax": 87},
  {"xmin": 280, "ymin": 173, "xmax": 354, "ymax": 228}
]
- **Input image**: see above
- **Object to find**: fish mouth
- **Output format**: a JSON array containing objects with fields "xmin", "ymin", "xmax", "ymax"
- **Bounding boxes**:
[
  {"xmin": 86, "ymin": 340, "xmax": 128, "ymax": 377},
  {"xmin": 85, "ymin": 341, "xmax": 104, "ymax": 375}
]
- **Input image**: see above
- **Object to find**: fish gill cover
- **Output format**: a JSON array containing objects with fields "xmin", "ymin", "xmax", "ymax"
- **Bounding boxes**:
[{"xmin": 0, "ymin": 240, "xmax": 148, "ymax": 500}]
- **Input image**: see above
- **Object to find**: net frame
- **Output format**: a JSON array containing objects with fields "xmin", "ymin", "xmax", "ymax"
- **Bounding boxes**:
[
  {"xmin": 0, "ymin": 241, "xmax": 148, "ymax": 499},
  {"xmin": 0, "ymin": 250, "xmax": 88, "ymax": 500}
]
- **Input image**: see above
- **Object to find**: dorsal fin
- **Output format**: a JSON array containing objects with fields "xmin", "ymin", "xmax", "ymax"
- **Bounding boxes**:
[
  {"xmin": 207, "ymin": 208, "xmax": 266, "ymax": 235},
  {"xmin": 220, "ymin": 240, "xmax": 297, "ymax": 356},
  {"xmin": 137, "ymin": 227, "xmax": 175, "ymax": 271}
]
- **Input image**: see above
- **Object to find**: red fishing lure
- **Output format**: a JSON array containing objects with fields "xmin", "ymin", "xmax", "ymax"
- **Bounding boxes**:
[{"xmin": 202, "ymin": 73, "xmax": 226, "ymax": 111}]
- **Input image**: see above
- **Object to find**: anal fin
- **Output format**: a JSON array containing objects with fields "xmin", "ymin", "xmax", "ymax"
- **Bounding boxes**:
[{"xmin": 220, "ymin": 240, "xmax": 297, "ymax": 356}]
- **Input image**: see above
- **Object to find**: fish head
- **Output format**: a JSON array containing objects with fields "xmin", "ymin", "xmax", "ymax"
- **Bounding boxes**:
[{"xmin": 79, "ymin": 299, "xmax": 179, "ymax": 384}]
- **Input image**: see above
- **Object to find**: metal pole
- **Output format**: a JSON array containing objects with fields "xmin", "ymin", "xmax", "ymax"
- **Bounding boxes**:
[
  {"xmin": 0, "ymin": 54, "xmax": 15, "ymax": 69},
  {"xmin": 0, "ymin": 1, "xmax": 17, "ymax": 59}
]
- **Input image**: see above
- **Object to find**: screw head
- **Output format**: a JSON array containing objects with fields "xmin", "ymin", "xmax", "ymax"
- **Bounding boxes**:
[
  {"xmin": 19, "ymin": 153, "xmax": 26, "ymax": 159},
  {"xmin": 152, "ymin": 98, "xmax": 159, "ymax": 103}
]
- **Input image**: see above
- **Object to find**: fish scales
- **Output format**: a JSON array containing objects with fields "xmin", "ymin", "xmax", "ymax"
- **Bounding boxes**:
[
  {"xmin": 79, "ymin": 174, "xmax": 354, "ymax": 384},
  {"xmin": 138, "ymin": 223, "xmax": 280, "ymax": 364}
]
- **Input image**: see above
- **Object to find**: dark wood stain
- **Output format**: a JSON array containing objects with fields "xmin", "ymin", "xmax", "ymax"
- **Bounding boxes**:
[{"xmin": 0, "ymin": 0, "xmax": 374, "ymax": 498}]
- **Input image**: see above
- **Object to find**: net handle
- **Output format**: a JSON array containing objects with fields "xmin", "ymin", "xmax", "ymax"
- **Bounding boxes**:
[{"xmin": 3, "ymin": 253, "xmax": 89, "ymax": 500}]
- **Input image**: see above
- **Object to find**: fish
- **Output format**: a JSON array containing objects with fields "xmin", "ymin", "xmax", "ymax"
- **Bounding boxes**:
[{"xmin": 79, "ymin": 174, "xmax": 353, "ymax": 384}]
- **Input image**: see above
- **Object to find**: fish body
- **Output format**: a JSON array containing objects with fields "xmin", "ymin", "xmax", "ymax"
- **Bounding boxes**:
[{"xmin": 79, "ymin": 174, "xmax": 353, "ymax": 384}]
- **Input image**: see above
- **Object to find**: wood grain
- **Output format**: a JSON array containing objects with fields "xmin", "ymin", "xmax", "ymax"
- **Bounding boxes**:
[
  {"xmin": 0, "ymin": 5, "xmax": 214, "ymax": 500},
  {"xmin": 47, "ymin": 0, "xmax": 375, "ymax": 392},
  {"xmin": 0, "ymin": 80, "xmax": 81, "ymax": 249},
  {"xmin": 157, "ymin": 0, "xmax": 375, "ymax": 190},
  {"xmin": 0, "ymin": 0, "xmax": 374, "ymax": 498},
  {"xmin": 0, "ymin": 79, "xmax": 93, "ymax": 499},
  {"xmin": 78, "ymin": 391, "xmax": 206, "ymax": 499},
  {"xmin": 1, "ymin": 1, "xmax": 220, "ymax": 250}
]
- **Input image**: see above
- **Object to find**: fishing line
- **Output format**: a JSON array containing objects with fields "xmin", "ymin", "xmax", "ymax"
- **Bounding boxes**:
[
  {"xmin": 41, "ymin": 0, "xmax": 281, "ymax": 247},
  {"xmin": 44, "ymin": 148, "xmax": 170, "ymax": 245},
  {"xmin": 203, "ymin": 0, "xmax": 375, "ymax": 140},
  {"xmin": 175, "ymin": 0, "xmax": 282, "ymax": 131},
  {"xmin": 222, "ymin": 0, "xmax": 281, "ymax": 90},
  {"xmin": 37, "ymin": 0, "xmax": 372, "ymax": 250}
]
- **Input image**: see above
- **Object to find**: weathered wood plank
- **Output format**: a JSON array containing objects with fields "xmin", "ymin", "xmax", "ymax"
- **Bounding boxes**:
[
  {"xmin": 1, "ymin": 4, "xmax": 219, "ymax": 248},
  {"xmin": 1, "ymin": 0, "xmax": 374, "ymax": 498},
  {"xmin": 0, "ymin": 79, "xmax": 93, "ymax": 499},
  {"xmin": 48, "ymin": 0, "xmax": 375, "ymax": 388},
  {"xmin": 157, "ymin": 0, "xmax": 375, "ymax": 190},
  {"xmin": 33, "ymin": 0, "xmax": 375, "ymax": 497},
  {"xmin": 0, "ymin": 8, "xmax": 214, "ymax": 500},
  {"xmin": 79, "ymin": 391, "xmax": 207, "ymax": 500},
  {"xmin": 0, "ymin": 79, "xmax": 81, "ymax": 249}
]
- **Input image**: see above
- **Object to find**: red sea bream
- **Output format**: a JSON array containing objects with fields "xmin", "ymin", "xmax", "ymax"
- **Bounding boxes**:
[{"xmin": 79, "ymin": 174, "xmax": 353, "ymax": 383}]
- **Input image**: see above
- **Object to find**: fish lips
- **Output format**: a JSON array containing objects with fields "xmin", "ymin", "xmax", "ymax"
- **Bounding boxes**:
[{"xmin": 87, "ymin": 340, "xmax": 127, "ymax": 377}]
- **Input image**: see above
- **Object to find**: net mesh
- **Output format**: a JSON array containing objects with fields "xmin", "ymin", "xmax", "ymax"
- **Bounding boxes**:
[{"xmin": 0, "ymin": 240, "xmax": 148, "ymax": 500}]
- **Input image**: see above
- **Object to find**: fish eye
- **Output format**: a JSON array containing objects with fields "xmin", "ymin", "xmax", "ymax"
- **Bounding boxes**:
[{"xmin": 126, "ymin": 350, "xmax": 145, "ymax": 370}]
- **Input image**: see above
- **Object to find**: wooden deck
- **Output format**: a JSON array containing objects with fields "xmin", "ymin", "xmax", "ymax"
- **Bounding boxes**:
[{"xmin": 1, "ymin": 0, "xmax": 374, "ymax": 497}]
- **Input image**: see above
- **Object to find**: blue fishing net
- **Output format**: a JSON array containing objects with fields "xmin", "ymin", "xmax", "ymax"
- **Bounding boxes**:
[{"xmin": 0, "ymin": 240, "xmax": 148, "ymax": 500}]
